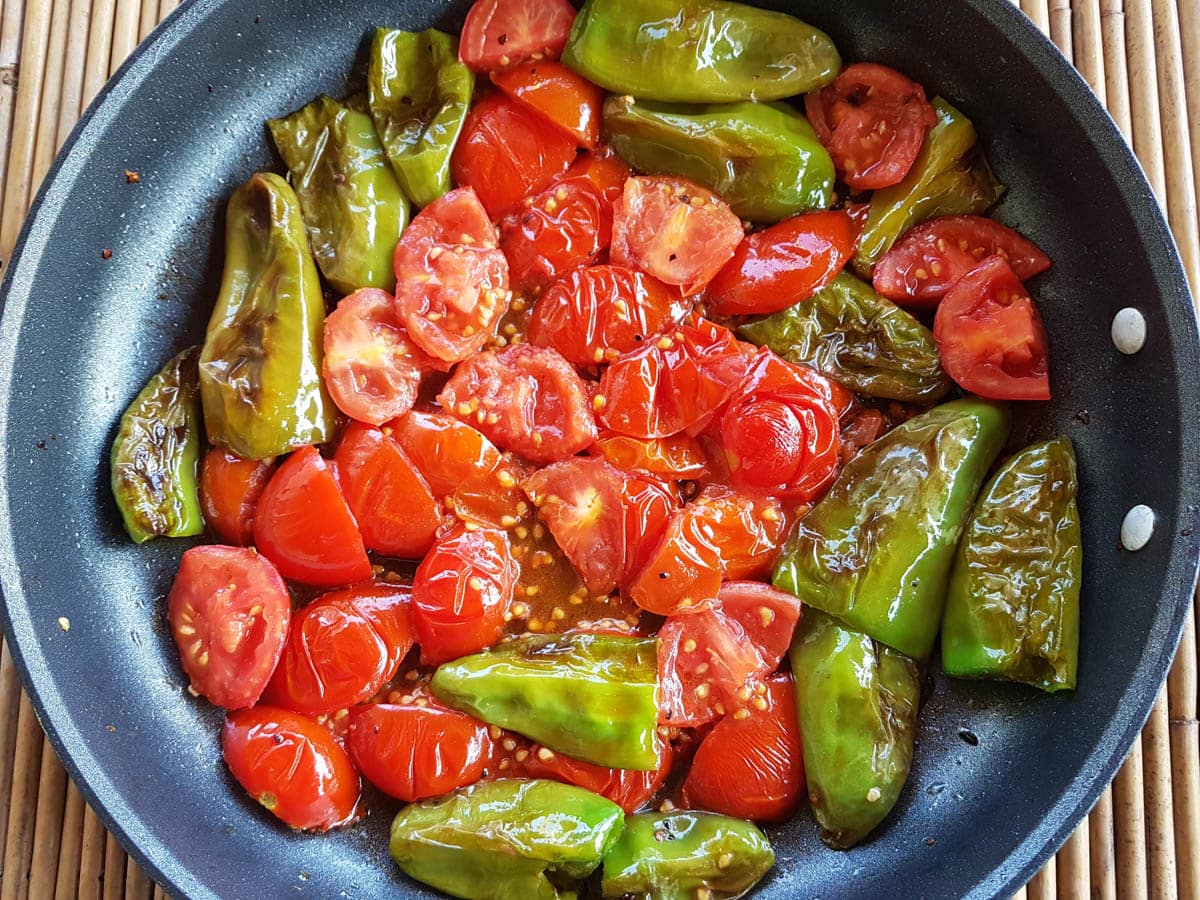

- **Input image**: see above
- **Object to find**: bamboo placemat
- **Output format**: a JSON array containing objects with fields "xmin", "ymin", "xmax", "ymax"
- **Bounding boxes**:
[{"xmin": 0, "ymin": 0, "xmax": 1195, "ymax": 897}]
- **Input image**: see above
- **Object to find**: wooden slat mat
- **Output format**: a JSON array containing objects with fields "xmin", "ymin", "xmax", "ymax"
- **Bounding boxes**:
[{"xmin": 0, "ymin": 0, "xmax": 1195, "ymax": 897}]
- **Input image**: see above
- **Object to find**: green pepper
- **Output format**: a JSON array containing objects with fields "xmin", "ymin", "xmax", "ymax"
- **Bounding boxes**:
[
  {"xmin": 431, "ymin": 633, "xmax": 659, "ymax": 770},
  {"xmin": 110, "ymin": 347, "xmax": 204, "ymax": 543},
  {"xmin": 390, "ymin": 779, "xmax": 624, "ymax": 900},
  {"xmin": 739, "ymin": 272, "xmax": 952, "ymax": 404},
  {"xmin": 563, "ymin": 0, "xmax": 840, "ymax": 104},
  {"xmin": 199, "ymin": 172, "xmax": 334, "ymax": 460},
  {"xmin": 773, "ymin": 398, "xmax": 1010, "ymax": 659},
  {"xmin": 600, "ymin": 812, "xmax": 774, "ymax": 899},
  {"xmin": 941, "ymin": 437, "xmax": 1082, "ymax": 691},
  {"xmin": 267, "ymin": 95, "xmax": 408, "ymax": 294},
  {"xmin": 853, "ymin": 98, "xmax": 1005, "ymax": 276},
  {"xmin": 368, "ymin": 28, "xmax": 474, "ymax": 208},
  {"xmin": 602, "ymin": 96, "xmax": 834, "ymax": 222},
  {"xmin": 789, "ymin": 609, "xmax": 920, "ymax": 849}
]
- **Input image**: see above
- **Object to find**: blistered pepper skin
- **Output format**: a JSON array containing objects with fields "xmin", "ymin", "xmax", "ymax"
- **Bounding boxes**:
[
  {"xmin": 369, "ymin": 28, "xmax": 474, "ymax": 208},
  {"xmin": 739, "ymin": 272, "xmax": 952, "ymax": 404},
  {"xmin": 773, "ymin": 399, "xmax": 1010, "ymax": 659},
  {"xmin": 603, "ymin": 96, "xmax": 834, "ymax": 222},
  {"xmin": 199, "ymin": 173, "xmax": 334, "ymax": 460},
  {"xmin": 110, "ymin": 347, "xmax": 204, "ymax": 543},
  {"xmin": 562, "ymin": 0, "xmax": 840, "ymax": 104},
  {"xmin": 268, "ymin": 95, "xmax": 409, "ymax": 294},
  {"xmin": 600, "ymin": 811, "xmax": 774, "ymax": 899},
  {"xmin": 789, "ymin": 609, "xmax": 920, "ymax": 849},
  {"xmin": 430, "ymin": 633, "xmax": 659, "ymax": 770},
  {"xmin": 942, "ymin": 437, "xmax": 1082, "ymax": 691},
  {"xmin": 390, "ymin": 779, "xmax": 624, "ymax": 900}
]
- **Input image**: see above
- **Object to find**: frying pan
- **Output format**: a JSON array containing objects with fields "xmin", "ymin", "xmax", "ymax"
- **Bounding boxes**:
[{"xmin": 0, "ymin": 0, "xmax": 1197, "ymax": 897}]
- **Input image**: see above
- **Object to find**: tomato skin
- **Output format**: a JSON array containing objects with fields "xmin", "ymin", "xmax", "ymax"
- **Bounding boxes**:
[
  {"xmin": 412, "ymin": 525, "xmax": 520, "ymax": 665},
  {"xmin": 520, "ymin": 742, "xmax": 675, "ymax": 814},
  {"xmin": 705, "ymin": 211, "xmax": 857, "ymax": 316},
  {"xmin": 692, "ymin": 485, "xmax": 787, "ymax": 581},
  {"xmin": 933, "ymin": 255, "xmax": 1052, "ymax": 401},
  {"xmin": 565, "ymin": 146, "xmax": 632, "ymax": 204},
  {"xmin": 873, "ymin": 215, "xmax": 1053, "ymax": 306},
  {"xmin": 167, "ymin": 546, "xmax": 291, "ymax": 710},
  {"xmin": 681, "ymin": 675, "xmax": 803, "ymax": 822},
  {"xmin": 452, "ymin": 93, "xmax": 578, "ymax": 221},
  {"xmin": 222, "ymin": 707, "xmax": 360, "ymax": 831},
  {"xmin": 200, "ymin": 449, "xmax": 274, "ymax": 546},
  {"xmin": 590, "ymin": 431, "xmax": 709, "ymax": 481},
  {"xmin": 839, "ymin": 406, "xmax": 889, "ymax": 464},
  {"xmin": 499, "ymin": 178, "xmax": 612, "ymax": 295},
  {"xmin": 459, "ymin": 0, "xmax": 576, "ymax": 73},
  {"xmin": 333, "ymin": 423, "xmax": 441, "ymax": 558},
  {"xmin": 346, "ymin": 702, "xmax": 494, "ymax": 802},
  {"xmin": 713, "ymin": 582, "xmax": 802, "ymax": 669},
  {"xmin": 491, "ymin": 61, "xmax": 604, "ymax": 148},
  {"xmin": 253, "ymin": 446, "xmax": 372, "ymax": 587}
]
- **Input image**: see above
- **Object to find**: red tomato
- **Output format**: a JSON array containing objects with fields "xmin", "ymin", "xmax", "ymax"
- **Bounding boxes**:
[
  {"xmin": 491, "ymin": 61, "xmax": 604, "ymax": 148},
  {"xmin": 657, "ymin": 607, "xmax": 764, "ymax": 727},
  {"xmin": 437, "ymin": 344, "xmax": 598, "ymax": 464},
  {"xmin": 565, "ymin": 146, "xmax": 632, "ymax": 204},
  {"xmin": 682, "ymin": 675, "xmax": 804, "ymax": 822},
  {"xmin": 451, "ymin": 93, "xmax": 578, "ymax": 221},
  {"xmin": 520, "ymin": 742, "xmax": 675, "ymax": 813},
  {"xmin": 805, "ymin": 63, "xmax": 937, "ymax": 191},
  {"xmin": 720, "ymin": 350, "xmax": 841, "ymax": 502},
  {"xmin": 590, "ymin": 431, "xmax": 709, "ymax": 481},
  {"xmin": 611, "ymin": 177, "xmax": 744, "ymax": 295},
  {"xmin": 691, "ymin": 485, "xmax": 787, "ymax": 581},
  {"xmin": 873, "ymin": 215, "xmax": 1053, "ymax": 306},
  {"xmin": 499, "ymin": 178, "xmax": 612, "ymax": 295},
  {"xmin": 459, "ymin": 0, "xmax": 576, "ymax": 73},
  {"xmin": 253, "ymin": 446, "xmax": 371, "ymax": 587},
  {"xmin": 323, "ymin": 289, "xmax": 442, "ymax": 426},
  {"xmin": 222, "ymin": 707, "xmax": 360, "ymax": 831},
  {"xmin": 705, "ymin": 211, "xmax": 858, "ymax": 316},
  {"xmin": 167, "ymin": 546, "xmax": 291, "ymax": 710},
  {"xmin": 599, "ymin": 319, "xmax": 753, "ymax": 439},
  {"xmin": 333, "ymin": 423, "xmax": 441, "ymax": 558},
  {"xmin": 200, "ymin": 449, "xmax": 274, "ymax": 546},
  {"xmin": 839, "ymin": 406, "xmax": 889, "ymax": 464},
  {"xmin": 527, "ymin": 265, "xmax": 686, "ymax": 367},
  {"xmin": 412, "ymin": 525, "xmax": 520, "ymax": 665},
  {"xmin": 933, "ymin": 255, "xmax": 1051, "ymax": 401},
  {"xmin": 714, "ymin": 581, "xmax": 802, "ymax": 669},
  {"xmin": 263, "ymin": 583, "xmax": 413, "ymax": 715},
  {"xmin": 346, "ymin": 702, "xmax": 494, "ymax": 802},
  {"xmin": 393, "ymin": 188, "xmax": 510, "ymax": 364}
]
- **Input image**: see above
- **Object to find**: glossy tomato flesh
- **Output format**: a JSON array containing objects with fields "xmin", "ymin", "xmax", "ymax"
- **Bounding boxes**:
[
  {"xmin": 459, "ymin": 0, "xmax": 576, "ymax": 73},
  {"xmin": 200, "ymin": 449, "xmax": 274, "ymax": 546},
  {"xmin": 565, "ymin": 146, "xmax": 632, "ymax": 204},
  {"xmin": 589, "ymin": 431, "xmax": 709, "ymax": 481},
  {"xmin": 520, "ymin": 741, "xmax": 675, "ymax": 814},
  {"xmin": 491, "ymin": 60, "xmax": 604, "ymax": 148}
]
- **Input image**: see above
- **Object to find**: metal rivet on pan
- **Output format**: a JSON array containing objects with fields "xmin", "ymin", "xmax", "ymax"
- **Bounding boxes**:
[
  {"xmin": 1121, "ymin": 505, "xmax": 1156, "ymax": 551},
  {"xmin": 1111, "ymin": 307, "xmax": 1147, "ymax": 354}
]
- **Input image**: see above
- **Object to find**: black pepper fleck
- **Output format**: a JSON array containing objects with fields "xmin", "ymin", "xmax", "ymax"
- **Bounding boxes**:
[{"xmin": 958, "ymin": 728, "xmax": 979, "ymax": 746}]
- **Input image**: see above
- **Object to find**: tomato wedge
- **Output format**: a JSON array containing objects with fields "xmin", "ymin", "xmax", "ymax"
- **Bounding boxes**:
[
  {"xmin": 714, "ymin": 581, "xmax": 803, "ymax": 668},
  {"xmin": 253, "ymin": 446, "xmax": 371, "ymax": 587},
  {"xmin": 491, "ymin": 61, "xmax": 604, "ymax": 148},
  {"xmin": 393, "ymin": 188, "xmax": 510, "ymax": 365},
  {"xmin": 565, "ymin": 146, "xmax": 632, "ymax": 204},
  {"xmin": 167, "ymin": 546, "xmax": 291, "ymax": 710},
  {"xmin": 346, "ymin": 702, "xmax": 494, "ymax": 802},
  {"xmin": 805, "ymin": 63, "xmax": 937, "ymax": 191},
  {"xmin": 873, "ymin": 215, "xmax": 1053, "ymax": 306},
  {"xmin": 590, "ymin": 431, "xmax": 709, "ymax": 482},
  {"xmin": 222, "ymin": 707, "xmax": 360, "ymax": 831},
  {"xmin": 933, "ymin": 255, "xmax": 1052, "ymax": 401},
  {"xmin": 200, "ymin": 449, "xmax": 274, "ymax": 546},
  {"xmin": 459, "ymin": 0, "xmax": 576, "ymax": 73},
  {"xmin": 705, "ymin": 211, "xmax": 858, "ymax": 316},
  {"xmin": 520, "ymin": 741, "xmax": 675, "ymax": 814}
]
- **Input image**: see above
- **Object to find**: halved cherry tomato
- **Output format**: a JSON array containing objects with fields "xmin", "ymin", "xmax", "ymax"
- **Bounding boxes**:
[
  {"xmin": 611, "ymin": 177, "xmax": 744, "ymax": 295},
  {"xmin": 565, "ymin": 146, "xmax": 632, "ymax": 204},
  {"xmin": 167, "ymin": 545, "xmax": 291, "ymax": 710},
  {"xmin": 681, "ymin": 675, "xmax": 804, "ymax": 822},
  {"xmin": 527, "ymin": 265, "xmax": 686, "ymax": 367},
  {"xmin": 520, "ymin": 741, "xmax": 675, "ymax": 814},
  {"xmin": 933, "ymin": 255, "xmax": 1051, "ymax": 401},
  {"xmin": 705, "ymin": 211, "xmax": 858, "ymax": 316},
  {"xmin": 590, "ymin": 430, "xmax": 709, "ymax": 482},
  {"xmin": 691, "ymin": 486, "xmax": 787, "ymax": 582},
  {"xmin": 253, "ymin": 446, "xmax": 372, "ymax": 587},
  {"xmin": 499, "ymin": 178, "xmax": 612, "ymax": 295},
  {"xmin": 333, "ymin": 423, "xmax": 441, "ymax": 558},
  {"xmin": 437, "ymin": 344, "xmax": 598, "ymax": 464},
  {"xmin": 451, "ymin": 93, "xmax": 578, "ymax": 221},
  {"xmin": 393, "ymin": 188, "xmax": 510, "ymax": 365},
  {"xmin": 199, "ymin": 449, "xmax": 274, "ymax": 546},
  {"xmin": 412, "ymin": 525, "xmax": 520, "ymax": 665},
  {"xmin": 491, "ymin": 61, "xmax": 604, "ymax": 148},
  {"xmin": 805, "ymin": 63, "xmax": 937, "ymax": 191},
  {"xmin": 714, "ymin": 581, "xmax": 803, "ymax": 668},
  {"xmin": 263, "ymin": 583, "xmax": 413, "ymax": 715},
  {"xmin": 873, "ymin": 215, "xmax": 1053, "ymax": 306},
  {"xmin": 657, "ymin": 607, "xmax": 763, "ymax": 727},
  {"xmin": 459, "ymin": 0, "xmax": 576, "ymax": 73},
  {"xmin": 222, "ymin": 707, "xmax": 360, "ymax": 831},
  {"xmin": 346, "ymin": 702, "xmax": 494, "ymax": 802}
]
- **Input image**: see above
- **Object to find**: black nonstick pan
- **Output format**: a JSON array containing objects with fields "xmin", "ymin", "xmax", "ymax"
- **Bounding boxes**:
[{"xmin": 0, "ymin": 1, "xmax": 1197, "ymax": 898}]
